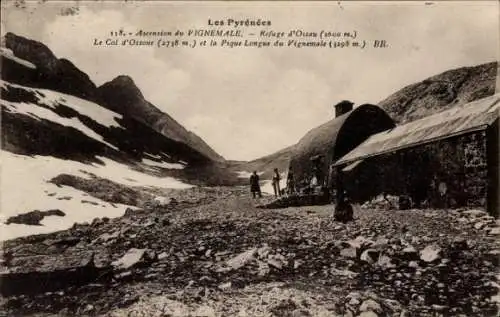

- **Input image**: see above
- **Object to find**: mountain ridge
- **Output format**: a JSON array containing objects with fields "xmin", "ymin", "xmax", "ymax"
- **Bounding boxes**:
[
  {"xmin": 378, "ymin": 61, "xmax": 498, "ymax": 123},
  {"xmin": 97, "ymin": 75, "xmax": 224, "ymax": 162},
  {"xmin": 1, "ymin": 32, "xmax": 224, "ymax": 163}
]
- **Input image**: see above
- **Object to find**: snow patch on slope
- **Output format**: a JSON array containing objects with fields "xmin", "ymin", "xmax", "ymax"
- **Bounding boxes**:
[
  {"xmin": 3, "ymin": 80, "xmax": 123, "ymax": 129},
  {"xmin": 2, "ymin": 99, "xmax": 120, "ymax": 151},
  {"xmin": 0, "ymin": 150, "xmax": 192, "ymax": 240},
  {"xmin": 1, "ymin": 80, "xmax": 124, "ymax": 150},
  {"xmin": 141, "ymin": 158, "xmax": 185, "ymax": 170},
  {"xmin": 0, "ymin": 47, "xmax": 37, "ymax": 69},
  {"xmin": 236, "ymin": 171, "xmax": 264, "ymax": 178},
  {"xmin": 261, "ymin": 173, "xmax": 287, "ymax": 195}
]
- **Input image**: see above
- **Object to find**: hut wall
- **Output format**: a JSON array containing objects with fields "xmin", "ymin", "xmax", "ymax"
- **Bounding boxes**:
[
  {"xmin": 462, "ymin": 131, "xmax": 488, "ymax": 207},
  {"xmin": 345, "ymin": 130, "xmax": 492, "ymax": 212},
  {"xmin": 486, "ymin": 119, "xmax": 499, "ymax": 217}
]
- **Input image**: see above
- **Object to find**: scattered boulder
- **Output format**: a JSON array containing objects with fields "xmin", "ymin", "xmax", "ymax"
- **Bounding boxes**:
[
  {"xmin": 398, "ymin": 195, "xmax": 412, "ymax": 210},
  {"xmin": 360, "ymin": 249, "xmax": 380, "ymax": 264},
  {"xmin": 420, "ymin": 244, "xmax": 442, "ymax": 263},
  {"xmin": 347, "ymin": 236, "xmax": 375, "ymax": 250},
  {"xmin": 377, "ymin": 255, "xmax": 395, "ymax": 268},
  {"xmin": 0, "ymin": 250, "xmax": 108, "ymax": 296},
  {"xmin": 474, "ymin": 222, "xmax": 487, "ymax": 230},
  {"xmin": 451, "ymin": 237, "xmax": 469, "ymax": 250},
  {"xmin": 408, "ymin": 261, "xmax": 419, "ymax": 269},
  {"xmin": 462, "ymin": 209, "xmax": 487, "ymax": 217},
  {"xmin": 267, "ymin": 253, "xmax": 288, "ymax": 270},
  {"xmin": 359, "ymin": 299, "xmax": 382, "ymax": 313},
  {"xmin": 401, "ymin": 246, "xmax": 419, "ymax": 261},
  {"xmin": 111, "ymin": 248, "xmax": 156, "ymax": 270},
  {"xmin": 222, "ymin": 248, "xmax": 257, "ymax": 271},
  {"xmin": 372, "ymin": 237, "xmax": 390, "ymax": 249},
  {"xmin": 340, "ymin": 247, "xmax": 358, "ymax": 259},
  {"xmin": 488, "ymin": 227, "xmax": 500, "ymax": 235},
  {"xmin": 256, "ymin": 244, "xmax": 272, "ymax": 259}
]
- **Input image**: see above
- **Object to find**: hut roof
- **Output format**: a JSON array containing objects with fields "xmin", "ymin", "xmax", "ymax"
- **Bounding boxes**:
[
  {"xmin": 335, "ymin": 94, "xmax": 500, "ymax": 166},
  {"xmin": 289, "ymin": 104, "xmax": 395, "ymax": 185}
]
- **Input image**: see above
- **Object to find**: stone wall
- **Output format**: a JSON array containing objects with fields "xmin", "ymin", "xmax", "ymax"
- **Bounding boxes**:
[
  {"xmin": 486, "ymin": 119, "xmax": 499, "ymax": 217},
  {"xmin": 343, "ymin": 130, "xmax": 492, "ymax": 212},
  {"xmin": 462, "ymin": 131, "xmax": 488, "ymax": 207}
]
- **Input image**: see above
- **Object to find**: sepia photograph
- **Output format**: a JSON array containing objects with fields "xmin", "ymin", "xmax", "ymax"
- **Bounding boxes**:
[{"xmin": 0, "ymin": 0, "xmax": 499, "ymax": 316}]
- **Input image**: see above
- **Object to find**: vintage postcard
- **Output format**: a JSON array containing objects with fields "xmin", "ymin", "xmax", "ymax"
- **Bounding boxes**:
[{"xmin": 0, "ymin": 0, "xmax": 499, "ymax": 316}]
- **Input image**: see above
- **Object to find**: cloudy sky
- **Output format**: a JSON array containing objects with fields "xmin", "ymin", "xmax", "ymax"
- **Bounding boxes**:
[{"xmin": 1, "ymin": 1, "xmax": 498, "ymax": 160}]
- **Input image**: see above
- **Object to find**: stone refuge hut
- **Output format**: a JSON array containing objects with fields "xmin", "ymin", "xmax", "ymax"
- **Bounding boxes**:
[
  {"xmin": 333, "ymin": 94, "xmax": 499, "ymax": 217},
  {"xmin": 288, "ymin": 101, "xmax": 395, "ymax": 191}
]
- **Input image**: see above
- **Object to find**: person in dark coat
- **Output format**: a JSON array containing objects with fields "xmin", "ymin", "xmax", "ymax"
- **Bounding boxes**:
[
  {"xmin": 250, "ymin": 171, "xmax": 262, "ymax": 198},
  {"xmin": 334, "ymin": 190, "xmax": 353, "ymax": 223},
  {"xmin": 286, "ymin": 167, "xmax": 296, "ymax": 196},
  {"xmin": 272, "ymin": 168, "xmax": 281, "ymax": 198}
]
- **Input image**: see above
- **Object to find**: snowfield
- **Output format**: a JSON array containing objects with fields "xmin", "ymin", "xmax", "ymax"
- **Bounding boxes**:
[
  {"xmin": 0, "ymin": 150, "xmax": 193, "ymax": 240},
  {"xmin": 1, "ymin": 80, "xmax": 124, "ymax": 151},
  {"xmin": 0, "ymin": 79, "xmax": 197, "ymax": 240},
  {"xmin": 261, "ymin": 176, "xmax": 287, "ymax": 195},
  {"xmin": 0, "ymin": 47, "xmax": 37, "ymax": 69},
  {"xmin": 236, "ymin": 171, "xmax": 264, "ymax": 178},
  {"xmin": 141, "ymin": 158, "xmax": 185, "ymax": 170}
]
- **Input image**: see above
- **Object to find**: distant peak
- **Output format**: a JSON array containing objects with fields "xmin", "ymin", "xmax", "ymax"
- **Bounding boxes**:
[
  {"xmin": 104, "ymin": 75, "xmax": 142, "ymax": 92},
  {"xmin": 112, "ymin": 75, "xmax": 135, "ymax": 84},
  {"xmin": 98, "ymin": 75, "xmax": 145, "ymax": 101}
]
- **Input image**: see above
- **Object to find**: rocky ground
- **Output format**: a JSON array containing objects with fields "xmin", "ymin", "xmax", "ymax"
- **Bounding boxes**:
[{"xmin": 1, "ymin": 187, "xmax": 499, "ymax": 317}]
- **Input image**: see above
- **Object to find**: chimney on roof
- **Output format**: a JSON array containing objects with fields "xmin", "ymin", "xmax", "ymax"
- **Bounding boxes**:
[{"xmin": 334, "ymin": 100, "xmax": 354, "ymax": 117}]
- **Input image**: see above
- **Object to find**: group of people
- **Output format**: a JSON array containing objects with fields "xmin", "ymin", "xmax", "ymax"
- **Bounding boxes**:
[
  {"xmin": 249, "ymin": 166, "xmax": 353, "ymax": 223},
  {"xmin": 249, "ymin": 167, "xmax": 296, "ymax": 199}
]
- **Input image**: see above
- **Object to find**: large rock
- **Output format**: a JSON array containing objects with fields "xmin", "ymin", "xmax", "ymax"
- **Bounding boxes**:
[
  {"xmin": 420, "ymin": 245, "xmax": 442, "ymax": 263},
  {"xmin": 462, "ymin": 209, "xmax": 487, "ymax": 217},
  {"xmin": 360, "ymin": 249, "xmax": 380, "ymax": 264},
  {"xmin": 401, "ymin": 246, "xmax": 419, "ymax": 261},
  {"xmin": 377, "ymin": 255, "xmax": 396, "ymax": 269},
  {"xmin": 112, "ymin": 248, "xmax": 156, "ymax": 270},
  {"xmin": 5, "ymin": 209, "xmax": 65, "ymax": 226},
  {"xmin": 222, "ymin": 248, "xmax": 257, "ymax": 271},
  {"xmin": 488, "ymin": 227, "xmax": 500, "ymax": 235},
  {"xmin": 359, "ymin": 299, "xmax": 382, "ymax": 313},
  {"xmin": 0, "ymin": 250, "xmax": 110, "ymax": 296},
  {"xmin": 347, "ymin": 236, "xmax": 375, "ymax": 250},
  {"xmin": 341, "ymin": 247, "xmax": 358, "ymax": 259}
]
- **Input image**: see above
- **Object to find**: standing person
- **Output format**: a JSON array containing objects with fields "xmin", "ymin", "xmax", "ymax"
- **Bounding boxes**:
[
  {"xmin": 250, "ymin": 171, "xmax": 262, "ymax": 198},
  {"xmin": 272, "ymin": 168, "xmax": 281, "ymax": 198},
  {"xmin": 286, "ymin": 167, "xmax": 295, "ymax": 195}
]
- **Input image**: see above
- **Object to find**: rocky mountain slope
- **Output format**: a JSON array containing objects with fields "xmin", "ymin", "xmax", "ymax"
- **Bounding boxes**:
[
  {"xmin": 1, "ymin": 32, "xmax": 97, "ymax": 101},
  {"xmin": 239, "ymin": 61, "xmax": 498, "ymax": 179},
  {"xmin": 379, "ymin": 62, "xmax": 498, "ymax": 123},
  {"xmin": 97, "ymin": 75, "xmax": 224, "ymax": 162},
  {"xmin": 1, "ymin": 32, "xmax": 223, "ymax": 164}
]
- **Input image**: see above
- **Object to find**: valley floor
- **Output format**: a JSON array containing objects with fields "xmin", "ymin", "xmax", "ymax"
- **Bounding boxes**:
[{"xmin": 1, "ymin": 187, "xmax": 499, "ymax": 317}]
